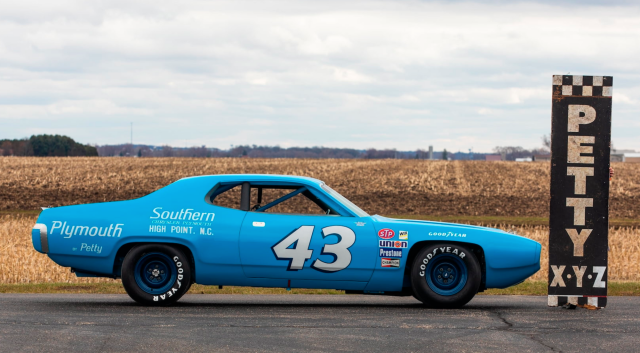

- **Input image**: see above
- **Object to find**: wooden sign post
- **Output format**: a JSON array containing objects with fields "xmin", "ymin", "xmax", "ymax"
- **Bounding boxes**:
[{"xmin": 548, "ymin": 75, "xmax": 612, "ymax": 309}]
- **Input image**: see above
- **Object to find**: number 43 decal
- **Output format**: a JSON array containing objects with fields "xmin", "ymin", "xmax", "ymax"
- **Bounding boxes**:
[{"xmin": 271, "ymin": 225, "xmax": 355, "ymax": 272}]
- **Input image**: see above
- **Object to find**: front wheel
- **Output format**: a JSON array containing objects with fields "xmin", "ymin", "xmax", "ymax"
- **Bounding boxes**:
[
  {"xmin": 411, "ymin": 243, "xmax": 481, "ymax": 308},
  {"xmin": 122, "ymin": 244, "xmax": 192, "ymax": 306}
]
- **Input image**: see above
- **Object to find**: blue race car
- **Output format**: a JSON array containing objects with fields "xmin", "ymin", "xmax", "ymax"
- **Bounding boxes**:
[{"xmin": 32, "ymin": 174, "xmax": 540, "ymax": 307}]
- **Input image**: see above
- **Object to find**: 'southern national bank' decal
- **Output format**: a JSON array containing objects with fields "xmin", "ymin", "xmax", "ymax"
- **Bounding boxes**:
[
  {"xmin": 150, "ymin": 208, "xmax": 215, "ymax": 222},
  {"xmin": 52, "ymin": 221, "xmax": 124, "ymax": 239}
]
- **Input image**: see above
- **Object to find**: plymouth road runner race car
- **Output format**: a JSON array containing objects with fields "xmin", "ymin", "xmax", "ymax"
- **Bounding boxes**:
[{"xmin": 32, "ymin": 174, "xmax": 541, "ymax": 307}]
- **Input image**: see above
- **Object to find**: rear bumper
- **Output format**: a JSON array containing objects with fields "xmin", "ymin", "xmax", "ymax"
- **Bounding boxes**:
[{"xmin": 32, "ymin": 223, "xmax": 49, "ymax": 253}]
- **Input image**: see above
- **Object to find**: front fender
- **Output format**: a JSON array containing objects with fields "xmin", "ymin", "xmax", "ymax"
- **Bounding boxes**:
[
  {"xmin": 409, "ymin": 228, "xmax": 540, "ymax": 288},
  {"xmin": 369, "ymin": 216, "xmax": 541, "ymax": 290}
]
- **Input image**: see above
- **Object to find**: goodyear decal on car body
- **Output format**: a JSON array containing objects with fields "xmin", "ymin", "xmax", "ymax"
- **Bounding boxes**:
[{"xmin": 428, "ymin": 231, "xmax": 467, "ymax": 238}]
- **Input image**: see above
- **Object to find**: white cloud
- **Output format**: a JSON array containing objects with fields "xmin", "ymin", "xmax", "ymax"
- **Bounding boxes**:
[
  {"xmin": 0, "ymin": 0, "xmax": 639, "ymax": 151},
  {"xmin": 331, "ymin": 67, "xmax": 373, "ymax": 83}
]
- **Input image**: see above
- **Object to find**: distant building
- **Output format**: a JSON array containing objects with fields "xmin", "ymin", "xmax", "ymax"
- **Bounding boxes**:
[
  {"xmin": 485, "ymin": 155, "xmax": 501, "ymax": 161},
  {"xmin": 533, "ymin": 154, "xmax": 551, "ymax": 162},
  {"xmin": 515, "ymin": 157, "xmax": 533, "ymax": 162},
  {"xmin": 611, "ymin": 154, "xmax": 624, "ymax": 162},
  {"xmin": 610, "ymin": 152, "xmax": 640, "ymax": 162},
  {"xmin": 624, "ymin": 153, "xmax": 640, "ymax": 163}
]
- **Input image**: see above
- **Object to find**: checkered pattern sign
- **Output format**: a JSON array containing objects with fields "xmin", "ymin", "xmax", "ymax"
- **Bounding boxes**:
[
  {"xmin": 548, "ymin": 74, "xmax": 612, "ymax": 309},
  {"xmin": 548, "ymin": 295, "xmax": 606, "ymax": 308},
  {"xmin": 552, "ymin": 75, "xmax": 613, "ymax": 97}
]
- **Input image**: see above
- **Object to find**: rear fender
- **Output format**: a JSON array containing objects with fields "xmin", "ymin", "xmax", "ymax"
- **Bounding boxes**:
[
  {"xmin": 112, "ymin": 241, "xmax": 196, "ymax": 281},
  {"xmin": 49, "ymin": 235, "xmax": 198, "ymax": 278}
]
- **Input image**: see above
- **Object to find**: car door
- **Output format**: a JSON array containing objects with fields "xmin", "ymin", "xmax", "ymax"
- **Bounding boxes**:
[{"xmin": 239, "ymin": 194, "xmax": 376, "ymax": 282}]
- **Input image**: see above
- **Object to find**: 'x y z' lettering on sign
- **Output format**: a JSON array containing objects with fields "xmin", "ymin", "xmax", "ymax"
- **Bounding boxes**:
[{"xmin": 548, "ymin": 75, "xmax": 612, "ymax": 309}]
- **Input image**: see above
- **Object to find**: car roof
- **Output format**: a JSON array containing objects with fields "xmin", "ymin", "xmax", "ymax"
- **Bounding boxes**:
[{"xmin": 179, "ymin": 174, "xmax": 325, "ymax": 187}]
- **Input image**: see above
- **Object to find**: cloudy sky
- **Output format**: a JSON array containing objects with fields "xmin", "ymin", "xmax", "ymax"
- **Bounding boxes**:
[{"xmin": 1, "ymin": 0, "xmax": 639, "ymax": 152}]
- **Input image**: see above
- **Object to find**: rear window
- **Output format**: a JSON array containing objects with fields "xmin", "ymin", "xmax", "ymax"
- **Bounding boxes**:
[{"xmin": 208, "ymin": 183, "xmax": 243, "ymax": 210}]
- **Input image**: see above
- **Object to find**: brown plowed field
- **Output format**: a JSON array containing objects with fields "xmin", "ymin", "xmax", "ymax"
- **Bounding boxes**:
[{"xmin": 1, "ymin": 157, "xmax": 639, "ymax": 218}]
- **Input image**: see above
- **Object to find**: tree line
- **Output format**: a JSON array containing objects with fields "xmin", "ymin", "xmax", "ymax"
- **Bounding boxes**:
[
  {"xmin": 1, "ymin": 134, "xmax": 549, "ymax": 160},
  {"xmin": 0, "ymin": 135, "xmax": 98, "ymax": 157},
  {"xmin": 98, "ymin": 143, "xmax": 548, "ymax": 160},
  {"xmin": 97, "ymin": 144, "xmax": 424, "ymax": 159}
]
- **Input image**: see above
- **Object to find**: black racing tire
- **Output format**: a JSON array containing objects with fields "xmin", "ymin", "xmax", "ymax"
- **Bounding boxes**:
[
  {"xmin": 184, "ymin": 280, "xmax": 193, "ymax": 294},
  {"xmin": 122, "ymin": 244, "xmax": 192, "ymax": 306},
  {"xmin": 410, "ymin": 243, "xmax": 481, "ymax": 308}
]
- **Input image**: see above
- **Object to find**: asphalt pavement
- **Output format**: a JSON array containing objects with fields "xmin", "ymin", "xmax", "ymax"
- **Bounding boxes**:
[{"xmin": 0, "ymin": 294, "xmax": 638, "ymax": 352}]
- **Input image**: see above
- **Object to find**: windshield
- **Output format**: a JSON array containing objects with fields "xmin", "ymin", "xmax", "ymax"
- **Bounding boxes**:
[{"xmin": 320, "ymin": 183, "xmax": 369, "ymax": 217}]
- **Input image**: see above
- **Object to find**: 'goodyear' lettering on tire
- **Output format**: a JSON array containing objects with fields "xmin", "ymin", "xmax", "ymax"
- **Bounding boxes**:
[
  {"xmin": 152, "ymin": 255, "xmax": 184, "ymax": 302},
  {"xmin": 419, "ymin": 246, "xmax": 466, "ymax": 277}
]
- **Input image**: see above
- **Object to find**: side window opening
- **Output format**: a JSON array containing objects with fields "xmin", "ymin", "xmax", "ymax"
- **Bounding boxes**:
[
  {"xmin": 208, "ymin": 182, "xmax": 341, "ymax": 215},
  {"xmin": 250, "ymin": 186, "xmax": 340, "ymax": 215}
]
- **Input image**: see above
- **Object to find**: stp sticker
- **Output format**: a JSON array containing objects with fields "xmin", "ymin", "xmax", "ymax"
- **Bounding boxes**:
[
  {"xmin": 381, "ymin": 258, "xmax": 400, "ymax": 267},
  {"xmin": 378, "ymin": 228, "xmax": 395, "ymax": 239},
  {"xmin": 399, "ymin": 231, "xmax": 408, "ymax": 240}
]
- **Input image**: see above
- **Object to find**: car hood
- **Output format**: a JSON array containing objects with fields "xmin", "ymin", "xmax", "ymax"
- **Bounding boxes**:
[{"xmin": 371, "ymin": 215, "xmax": 508, "ymax": 233}]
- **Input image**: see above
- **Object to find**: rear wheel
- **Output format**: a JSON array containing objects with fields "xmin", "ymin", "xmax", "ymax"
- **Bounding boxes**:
[
  {"xmin": 411, "ymin": 243, "xmax": 481, "ymax": 308},
  {"xmin": 122, "ymin": 244, "xmax": 192, "ymax": 306}
]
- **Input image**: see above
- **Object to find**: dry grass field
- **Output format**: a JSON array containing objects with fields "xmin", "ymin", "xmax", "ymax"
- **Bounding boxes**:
[
  {"xmin": 1, "ymin": 157, "xmax": 639, "ymax": 218},
  {"xmin": 2, "ymin": 214, "xmax": 638, "ymax": 284}
]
